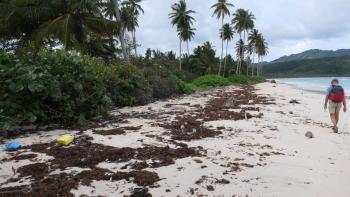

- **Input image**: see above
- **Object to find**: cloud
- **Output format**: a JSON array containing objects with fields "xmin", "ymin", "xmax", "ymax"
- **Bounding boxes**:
[{"xmin": 136, "ymin": 0, "xmax": 350, "ymax": 61}]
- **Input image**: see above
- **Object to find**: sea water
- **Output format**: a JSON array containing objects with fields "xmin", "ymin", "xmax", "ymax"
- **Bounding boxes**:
[{"xmin": 275, "ymin": 77, "xmax": 350, "ymax": 96}]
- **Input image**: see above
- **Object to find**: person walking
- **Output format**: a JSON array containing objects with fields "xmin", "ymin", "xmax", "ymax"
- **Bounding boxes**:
[{"xmin": 324, "ymin": 79, "xmax": 347, "ymax": 133}]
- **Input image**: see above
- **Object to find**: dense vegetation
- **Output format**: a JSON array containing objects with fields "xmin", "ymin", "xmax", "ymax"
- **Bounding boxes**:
[
  {"xmin": 272, "ymin": 49, "xmax": 350, "ymax": 63},
  {"xmin": 264, "ymin": 55, "xmax": 350, "ymax": 77},
  {"xmin": 0, "ymin": 0, "xmax": 268, "ymax": 132}
]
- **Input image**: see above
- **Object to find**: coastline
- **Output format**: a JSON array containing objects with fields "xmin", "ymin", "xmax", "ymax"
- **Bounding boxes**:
[
  {"xmin": 1, "ymin": 82, "xmax": 350, "ymax": 196},
  {"xmin": 277, "ymin": 81, "xmax": 350, "ymax": 99}
]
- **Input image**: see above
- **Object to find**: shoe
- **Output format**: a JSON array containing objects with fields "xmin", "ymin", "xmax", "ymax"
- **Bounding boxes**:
[{"xmin": 333, "ymin": 126, "xmax": 339, "ymax": 133}]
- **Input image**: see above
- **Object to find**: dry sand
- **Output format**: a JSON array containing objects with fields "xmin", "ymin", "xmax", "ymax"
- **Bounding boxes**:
[{"xmin": 1, "ymin": 82, "xmax": 350, "ymax": 197}]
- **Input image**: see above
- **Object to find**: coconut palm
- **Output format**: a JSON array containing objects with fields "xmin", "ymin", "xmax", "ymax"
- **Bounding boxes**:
[
  {"xmin": 211, "ymin": 0, "xmax": 234, "ymax": 75},
  {"xmin": 0, "ymin": 0, "xmax": 118, "ymax": 52},
  {"xmin": 101, "ymin": 0, "xmax": 130, "ymax": 62},
  {"xmin": 169, "ymin": 0, "xmax": 196, "ymax": 71},
  {"xmin": 220, "ymin": 23, "xmax": 234, "ymax": 76},
  {"xmin": 246, "ymin": 43, "xmax": 254, "ymax": 75},
  {"xmin": 256, "ymin": 34, "xmax": 268, "ymax": 76},
  {"xmin": 179, "ymin": 27, "xmax": 196, "ymax": 54},
  {"xmin": 232, "ymin": 9, "xmax": 255, "ymax": 74},
  {"xmin": 248, "ymin": 29, "xmax": 260, "ymax": 76},
  {"xmin": 235, "ymin": 39, "xmax": 245, "ymax": 74},
  {"xmin": 122, "ymin": 0, "xmax": 144, "ymax": 57},
  {"xmin": 112, "ymin": 0, "xmax": 130, "ymax": 62}
]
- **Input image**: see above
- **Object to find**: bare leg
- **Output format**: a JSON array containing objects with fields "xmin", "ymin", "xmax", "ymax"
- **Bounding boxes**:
[
  {"xmin": 334, "ymin": 112, "xmax": 340, "ymax": 125},
  {"xmin": 330, "ymin": 113, "xmax": 337, "ymax": 127}
]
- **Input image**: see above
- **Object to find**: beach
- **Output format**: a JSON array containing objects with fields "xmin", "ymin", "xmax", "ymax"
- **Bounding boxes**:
[{"xmin": 1, "ymin": 82, "xmax": 350, "ymax": 197}]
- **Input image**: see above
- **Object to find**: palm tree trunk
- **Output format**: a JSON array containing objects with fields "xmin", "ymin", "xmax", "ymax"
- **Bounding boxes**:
[
  {"xmin": 224, "ymin": 40, "xmax": 229, "ymax": 77},
  {"xmin": 113, "ymin": 0, "xmax": 129, "ymax": 63},
  {"xmin": 219, "ymin": 17, "xmax": 224, "ymax": 76},
  {"xmin": 257, "ymin": 56, "xmax": 260, "ymax": 76},
  {"xmin": 236, "ymin": 33, "xmax": 241, "ymax": 75},
  {"xmin": 133, "ymin": 30, "xmax": 138, "ymax": 58},
  {"xmin": 179, "ymin": 38, "xmax": 182, "ymax": 71},
  {"xmin": 260, "ymin": 57, "xmax": 264, "ymax": 76},
  {"xmin": 243, "ymin": 31, "xmax": 247, "ymax": 75},
  {"xmin": 251, "ymin": 53, "xmax": 255, "ymax": 76},
  {"xmin": 187, "ymin": 41, "xmax": 189, "ymax": 55}
]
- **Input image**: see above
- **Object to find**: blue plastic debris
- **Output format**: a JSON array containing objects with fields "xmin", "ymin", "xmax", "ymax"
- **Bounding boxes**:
[{"xmin": 4, "ymin": 141, "xmax": 21, "ymax": 151}]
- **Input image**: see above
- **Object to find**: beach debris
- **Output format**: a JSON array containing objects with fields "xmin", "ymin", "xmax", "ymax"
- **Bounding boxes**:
[
  {"xmin": 270, "ymin": 80, "xmax": 277, "ymax": 83},
  {"xmin": 130, "ymin": 187, "xmax": 152, "ymax": 197},
  {"xmin": 207, "ymin": 185, "xmax": 215, "ymax": 191},
  {"xmin": 9, "ymin": 153, "xmax": 37, "ymax": 161},
  {"xmin": 305, "ymin": 131, "xmax": 314, "ymax": 139},
  {"xmin": 93, "ymin": 128, "xmax": 125, "ymax": 135},
  {"xmin": 289, "ymin": 99, "xmax": 300, "ymax": 104},
  {"xmin": 216, "ymin": 178, "xmax": 230, "ymax": 184},
  {"xmin": 57, "ymin": 134, "xmax": 74, "ymax": 146},
  {"xmin": 224, "ymin": 96, "xmax": 236, "ymax": 107},
  {"xmin": 17, "ymin": 163, "xmax": 49, "ymax": 180},
  {"xmin": 4, "ymin": 141, "xmax": 21, "ymax": 151}
]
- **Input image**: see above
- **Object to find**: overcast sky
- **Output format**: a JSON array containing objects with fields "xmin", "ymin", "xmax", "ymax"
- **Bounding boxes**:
[{"xmin": 136, "ymin": 0, "xmax": 350, "ymax": 61}]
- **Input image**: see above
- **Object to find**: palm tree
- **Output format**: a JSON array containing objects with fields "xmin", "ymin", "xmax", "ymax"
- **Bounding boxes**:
[
  {"xmin": 232, "ymin": 9, "xmax": 255, "ymax": 74},
  {"xmin": 211, "ymin": 0, "xmax": 234, "ymax": 75},
  {"xmin": 256, "ymin": 34, "xmax": 268, "ymax": 76},
  {"xmin": 169, "ymin": 0, "xmax": 196, "ymax": 71},
  {"xmin": 220, "ymin": 23, "xmax": 234, "ymax": 76},
  {"xmin": 112, "ymin": 0, "xmax": 130, "ymax": 62},
  {"xmin": 235, "ymin": 39, "xmax": 245, "ymax": 74},
  {"xmin": 179, "ymin": 27, "xmax": 196, "ymax": 54},
  {"xmin": 122, "ymin": 0, "xmax": 144, "ymax": 57},
  {"xmin": 248, "ymin": 29, "xmax": 260, "ymax": 76},
  {"xmin": 246, "ymin": 43, "xmax": 254, "ymax": 75},
  {"xmin": 102, "ymin": 0, "xmax": 130, "ymax": 62},
  {"xmin": 0, "ymin": 0, "xmax": 118, "ymax": 52}
]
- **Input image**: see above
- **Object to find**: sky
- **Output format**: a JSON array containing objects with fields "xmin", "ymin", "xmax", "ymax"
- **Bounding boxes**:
[{"xmin": 136, "ymin": 0, "xmax": 350, "ymax": 61}]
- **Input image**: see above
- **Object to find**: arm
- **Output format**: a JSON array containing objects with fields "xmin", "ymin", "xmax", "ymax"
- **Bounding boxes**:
[
  {"xmin": 343, "ymin": 98, "xmax": 347, "ymax": 112},
  {"xmin": 324, "ymin": 95, "xmax": 329, "ymax": 110}
]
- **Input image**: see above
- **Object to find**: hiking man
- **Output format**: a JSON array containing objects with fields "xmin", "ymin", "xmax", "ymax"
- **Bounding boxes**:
[{"xmin": 324, "ymin": 79, "xmax": 347, "ymax": 133}]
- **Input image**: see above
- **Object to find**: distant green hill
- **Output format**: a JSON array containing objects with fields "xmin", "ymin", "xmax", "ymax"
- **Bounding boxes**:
[
  {"xmin": 272, "ymin": 49, "xmax": 350, "ymax": 63},
  {"xmin": 264, "ymin": 55, "xmax": 350, "ymax": 77}
]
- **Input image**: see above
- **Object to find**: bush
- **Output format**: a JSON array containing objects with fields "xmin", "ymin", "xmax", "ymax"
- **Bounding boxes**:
[
  {"xmin": 192, "ymin": 75, "xmax": 231, "ymax": 88},
  {"xmin": 94, "ymin": 64, "xmax": 152, "ymax": 106},
  {"xmin": 0, "ymin": 49, "xmax": 112, "ymax": 130},
  {"xmin": 143, "ymin": 65, "xmax": 180, "ymax": 99},
  {"xmin": 228, "ymin": 75, "xmax": 265, "ymax": 84},
  {"xmin": 173, "ymin": 76, "xmax": 196, "ymax": 94}
]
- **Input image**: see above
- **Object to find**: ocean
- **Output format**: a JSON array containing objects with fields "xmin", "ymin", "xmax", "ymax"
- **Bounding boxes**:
[{"xmin": 275, "ymin": 77, "xmax": 350, "ymax": 96}]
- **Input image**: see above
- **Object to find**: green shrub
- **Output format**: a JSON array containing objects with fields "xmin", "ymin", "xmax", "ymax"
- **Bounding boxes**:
[
  {"xmin": 173, "ymin": 76, "xmax": 196, "ymax": 94},
  {"xmin": 192, "ymin": 75, "xmax": 231, "ymax": 88},
  {"xmin": 227, "ymin": 75, "xmax": 251, "ymax": 84},
  {"xmin": 143, "ymin": 65, "xmax": 180, "ymax": 99},
  {"xmin": 228, "ymin": 75, "xmax": 265, "ymax": 84},
  {"xmin": 0, "ymin": 49, "xmax": 112, "ymax": 130},
  {"xmin": 95, "ymin": 64, "xmax": 152, "ymax": 106}
]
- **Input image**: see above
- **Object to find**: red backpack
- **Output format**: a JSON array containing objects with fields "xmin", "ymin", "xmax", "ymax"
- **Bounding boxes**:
[{"xmin": 328, "ymin": 85, "xmax": 345, "ymax": 103}]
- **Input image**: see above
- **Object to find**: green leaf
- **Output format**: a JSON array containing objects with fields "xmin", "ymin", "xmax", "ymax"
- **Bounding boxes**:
[{"xmin": 73, "ymin": 83, "xmax": 83, "ymax": 91}]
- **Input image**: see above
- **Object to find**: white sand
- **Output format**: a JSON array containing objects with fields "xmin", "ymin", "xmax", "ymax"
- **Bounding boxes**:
[{"xmin": 1, "ymin": 82, "xmax": 350, "ymax": 197}]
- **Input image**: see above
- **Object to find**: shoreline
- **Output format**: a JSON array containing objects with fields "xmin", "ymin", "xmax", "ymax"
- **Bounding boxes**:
[
  {"xmin": 277, "ymin": 81, "xmax": 350, "ymax": 99},
  {"xmin": 1, "ymin": 82, "xmax": 350, "ymax": 196}
]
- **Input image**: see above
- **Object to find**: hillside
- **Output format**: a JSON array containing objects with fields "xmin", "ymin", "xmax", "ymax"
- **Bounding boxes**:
[
  {"xmin": 272, "ymin": 49, "xmax": 350, "ymax": 63},
  {"xmin": 264, "ymin": 55, "xmax": 350, "ymax": 77}
]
